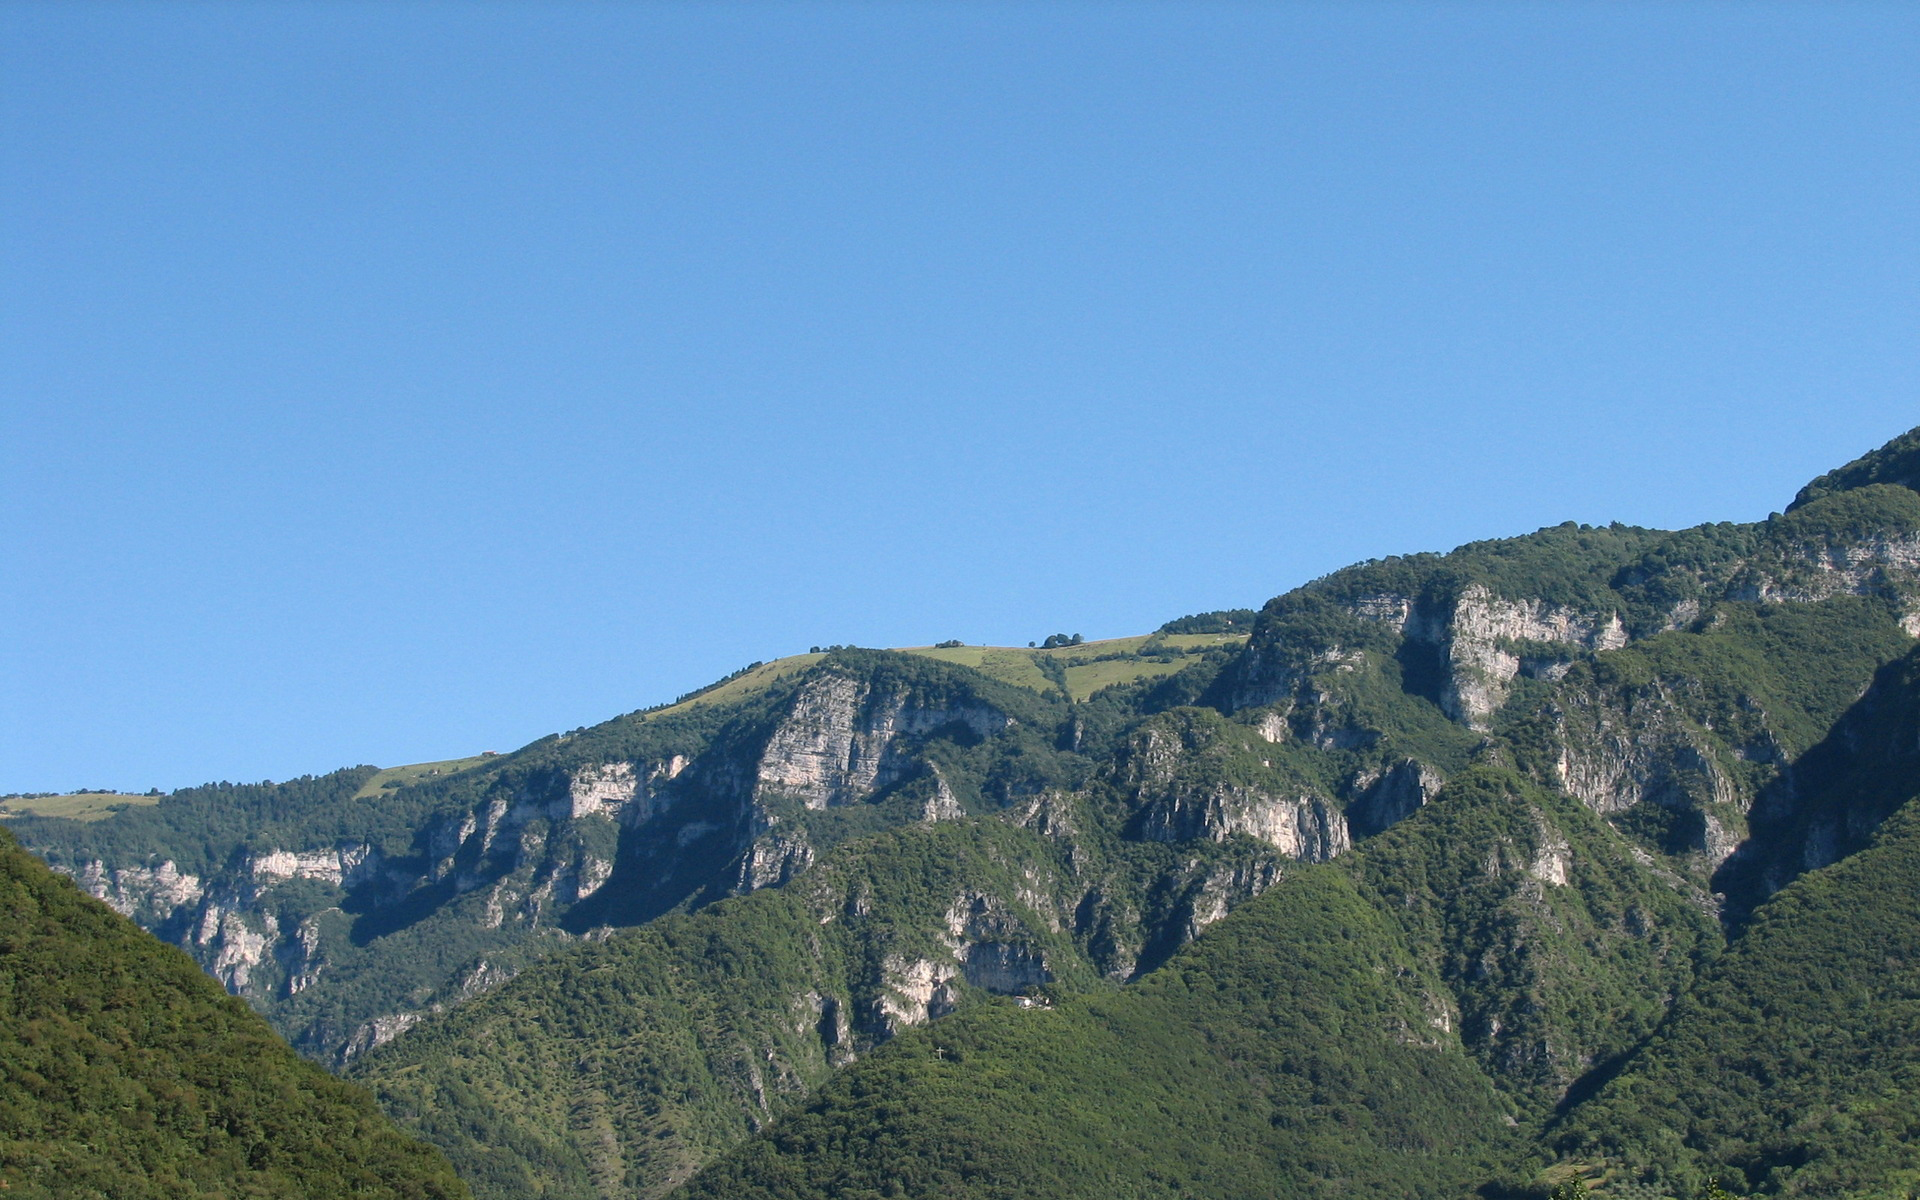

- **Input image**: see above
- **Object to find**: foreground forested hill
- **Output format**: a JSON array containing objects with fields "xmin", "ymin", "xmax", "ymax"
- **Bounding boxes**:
[
  {"xmin": 0, "ymin": 827, "xmax": 469, "ymax": 1199},
  {"xmin": 16, "ymin": 427, "xmax": 1920, "ymax": 1198}
]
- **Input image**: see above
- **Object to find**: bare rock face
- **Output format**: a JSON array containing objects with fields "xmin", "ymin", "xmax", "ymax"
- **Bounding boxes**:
[
  {"xmin": 281, "ymin": 914, "xmax": 328, "ymax": 996},
  {"xmin": 1230, "ymin": 585, "xmax": 1628, "ymax": 731},
  {"xmin": 1254, "ymin": 709, "xmax": 1290, "ymax": 743},
  {"xmin": 339, "ymin": 1012, "xmax": 422, "ymax": 1064},
  {"xmin": 736, "ymin": 671, "xmax": 1009, "ymax": 892},
  {"xmin": 877, "ymin": 956, "xmax": 962, "ymax": 1032},
  {"xmin": 56, "ymin": 749, "xmax": 704, "ymax": 1049},
  {"xmin": 1742, "ymin": 529, "xmax": 1920, "ymax": 613},
  {"xmin": 1007, "ymin": 791, "xmax": 1078, "ymax": 841},
  {"xmin": 1551, "ymin": 685, "xmax": 1742, "ymax": 843},
  {"xmin": 850, "ymin": 887, "xmax": 1061, "ymax": 1036},
  {"xmin": 1526, "ymin": 818, "xmax": 1572, "ymax": 887},
  {"xmin": 738, "ymin": 828, "xmax": 816, "ymax": 892},
  {"xmin": 1120, "ymin": 716, "xmax": 1351, "ymax": 861},
  {"xmin": 1137, "ymin": 784, "xmax": 1350, "ymax": 862},
  {"xmin": 919, "ymin": 766, "xmax": 967, "ymax": 823},
  {"xmin": 960, "ymin": 941, "xmax": 1050, "ymax": 993},
  {"xmin": 1432, "ymin": 585, "xmax": 1628, "ymax": 728},
  {"xmin": 73, "ymin": 858, "xmax": 204, "ymax": 920},
  {"xmin": 195, "ymin": 902, "xmax": 279, "ymax": 992},
  {"xmin": 1180, "ymin": 855, "xmax": 1287, "ymax": 941},
  {"xmin": 755, "ymin": 672, "xmax": 1008, "ymax": 810},
  {"xmin": 250, "ymin": 845, "xmax": 381, "ymax": 887},
  {"xmin": 565, "ymin": 756, "xmax": 688, "ymax": 823}
]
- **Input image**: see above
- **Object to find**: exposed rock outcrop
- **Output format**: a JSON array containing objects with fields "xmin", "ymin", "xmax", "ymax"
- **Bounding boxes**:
[
  {"xmin": 250, "ymin": 845, "xmax": 380, "ymax": 887},
  {"xmin": 1432, "ymin": 585, "xmax": 1628, "ymax": 728},
  {"xmin": 1547, "ymin": 682, "xmax": 1745, "ymax": 865},
  {"xmin": 73, "ymin": 858, "xmax": 204, "ymax": 919},
  {"xmin": 1230, "ymin": 585, "xmax": 1627, "ymax": 730},
  {"xmin": 876, "ymin": 956, "xmax": 961, "ymax": 1032},
  {"xmin": 755, "ymin": 672, "xmax": 1008, "ymax": 809},
  {"xmin": 1137, "ymin": 784, "xmax": 1350, "ymax": 861},
  {"xmin": 738, "ymin": 828, "xmax": 815, "ymax": 892}
]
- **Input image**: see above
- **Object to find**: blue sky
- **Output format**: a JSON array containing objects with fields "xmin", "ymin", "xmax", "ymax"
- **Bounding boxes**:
[{"xmin": 4, "ymin": 2, "xmax": 1917, "ymax": 793}]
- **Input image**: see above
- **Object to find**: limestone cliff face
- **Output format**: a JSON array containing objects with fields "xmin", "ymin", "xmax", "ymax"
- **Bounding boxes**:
[
  {"xmin": 1228, "ymin": 499, "xmax": 1920, "ymax": 744},
  {"xmin": 1740, "ymin": 529, "xmax": 1920, "ymax": 631},
  {"xmin": 38, "ymin": 657, "xmax": 1050, "ymax": 1064},
  {"xmin": 1176, "ymin": 855, "xmax": 1288, "ymax": 942},
  {"xmin": 735, "ymin": 670, "xmax": 1009, "ymax": 893},
  {"xmin": 794, "ymin": 878, "xmax": 1062, "ymax": 1039},
  {"xmin": 1136, "ymin": 784, "xmax": 1349, "ymax": 861},
  {"xmin": 1229, "ymin": 584, "xmax": 1628, "ymax": 731},
  {"xmin": 1431, "ymin": 585, "xmax": 1628, "ymax": 728},
  {"xmin": 1120, "ymin": 717, "xmax": 1351, "ymax": 861},
  {"xmin": 1545, "ymin": 682, "xmax": 1749, "ymax": 866},
  {"xmin": 248, "ymin": 845, "xmax": 383, "ymax": 887},
  {"xmin": 565, "ymin": 756, "xmax": 689, "ymax": 822},
  {"xmin": 737, "ymin": 828, "xmax": 816, "ymax": 891},
  {"xmin": 753, "ymin": 671, "xmax": 1008, "ymax": 810},
  {"xmin": 73, "ymin": 858, "xmax": 301, "ymax": 995},
  {"xmin": 73, "ymin": 858, "xmax": 205, "ymax": 921},
  {"xmin": 58, "ymin": 751, "xmax": 704, "ymax": 1059}
]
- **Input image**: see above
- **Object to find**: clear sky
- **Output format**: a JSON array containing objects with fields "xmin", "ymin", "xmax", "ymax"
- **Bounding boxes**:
[{"xmin": 4, "ymin": 2, "xmax": 1916, "ymax": 794}]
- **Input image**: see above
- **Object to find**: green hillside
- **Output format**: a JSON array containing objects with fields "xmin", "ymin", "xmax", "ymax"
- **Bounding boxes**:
[
  {"xmin": 0, "ymin": 827, "xmax": 469, "ymax": 1200},
  {"xmin": 1549, "ymin": 688, "xmax": 1920, "ymax": 1196},
  {"xmin": 18, "ymin": 427, "xmax": 1920, "ymax": 1200},
  {"xmin": 667, "ymin": 768, "xmax": 1724, "ymax": 1200},
  {"xmin": 352, "ymin": 796, "xmax": 1302, "ymax": 1198},
  {"xmin": 678, "ymin": 861, "xmax": 1516, "ymax": 1200}
]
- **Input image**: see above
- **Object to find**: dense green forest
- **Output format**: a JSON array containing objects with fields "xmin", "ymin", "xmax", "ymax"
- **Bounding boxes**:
[{"xmin": 0, "ymin": 827, "xmax": 469, "ymax": 1199}]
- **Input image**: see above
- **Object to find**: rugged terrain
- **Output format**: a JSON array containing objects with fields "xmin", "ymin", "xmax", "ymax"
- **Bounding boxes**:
[{"xmin": 13, "ymin": 427, "xmax": 1920, "ymax": 1197}]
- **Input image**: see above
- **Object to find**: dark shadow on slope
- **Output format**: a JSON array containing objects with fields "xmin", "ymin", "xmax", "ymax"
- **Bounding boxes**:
[
  {"xmin": 559, "ymin": 802, "xmax": 744, "ymax": 934},
  {"xmin": 1553, "ymin": 1035, "xmax": 1658, "ymax": 1121},
  {"xmin": 1714, "ymin": 644, "xmax": 1920, "ymax": 925},
  {"xmin": 342, "ymin": 868, "xmax": 460, "ymax": 946},
  {"xmin": 1394, "ymin": 633, "xmax": 1452, "ymax": 712}
]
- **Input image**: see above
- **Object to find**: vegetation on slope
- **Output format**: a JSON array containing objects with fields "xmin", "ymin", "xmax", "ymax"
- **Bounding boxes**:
[
  {"xmin": 356, "ymin": 820, "xmax": 1088, "ymax": 1200},
  {"xmin": 353, "ymin": 803, "xmax": 1299, "ymax": 1200},
  {"xmin": 1790, "ymin": 425, "xmax": 1920, "ymax": 511},
  {"xmin": 676, "ymin": 863, "xmax": 1515, "ymax": 1200},
  {"xmin": 902, "ymin": 632, "xmax": 1248, "ymax": 701},
  {"xmin": 24, "ymin": 425, "xmax": 1920, "ymax": 1200},
  {"xmin": 662, "ymin": 767, "xmax": 1741, "ymax": 1200},
  {"xmin": 1347, "ymin": 771, "xmax": 1722, "ymax": 1122},
  {"xmin": 0, "ymin": 791, "xmax": 160, "ymax": 822},
  {"xmin": 1551, "ymin": 798, "xmax": 1920, "ymax": 1197},
  {"xmin": 0, "ymin": 827, "xmax": 469, "ymax": 1200}
]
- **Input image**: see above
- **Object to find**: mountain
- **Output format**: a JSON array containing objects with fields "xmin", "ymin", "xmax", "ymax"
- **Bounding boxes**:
[
  {"xmin": 0, "ymin": 826, "xmax": 470, "ymax": 1199},
  {"xmin": 2, "ymin": 632, "xmax": 1247, "ymax": 1067},
  {"xmin": 13, "ymin": 427, "xmax": 1920, "ymax": 1198},
  {"xmin": 673, "ymin": 767, "xmax": 1701, "ymax": 1200}
]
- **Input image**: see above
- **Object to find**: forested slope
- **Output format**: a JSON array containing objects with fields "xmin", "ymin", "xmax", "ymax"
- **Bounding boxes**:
[{"xmin": 0, "ymin": 827, "xmax": 469, "ymax": 1200}]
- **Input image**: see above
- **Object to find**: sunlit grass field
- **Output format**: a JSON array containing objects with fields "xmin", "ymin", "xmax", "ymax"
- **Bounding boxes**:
[{"xmin": 0, "ymin": 792, "xmax": 161, "ymax": 822}]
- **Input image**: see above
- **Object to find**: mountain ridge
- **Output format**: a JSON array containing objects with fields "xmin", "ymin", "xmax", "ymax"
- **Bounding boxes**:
[{"xmin": 13, "ymin": 426, "xmax": 1920, "ymax": 1197}]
